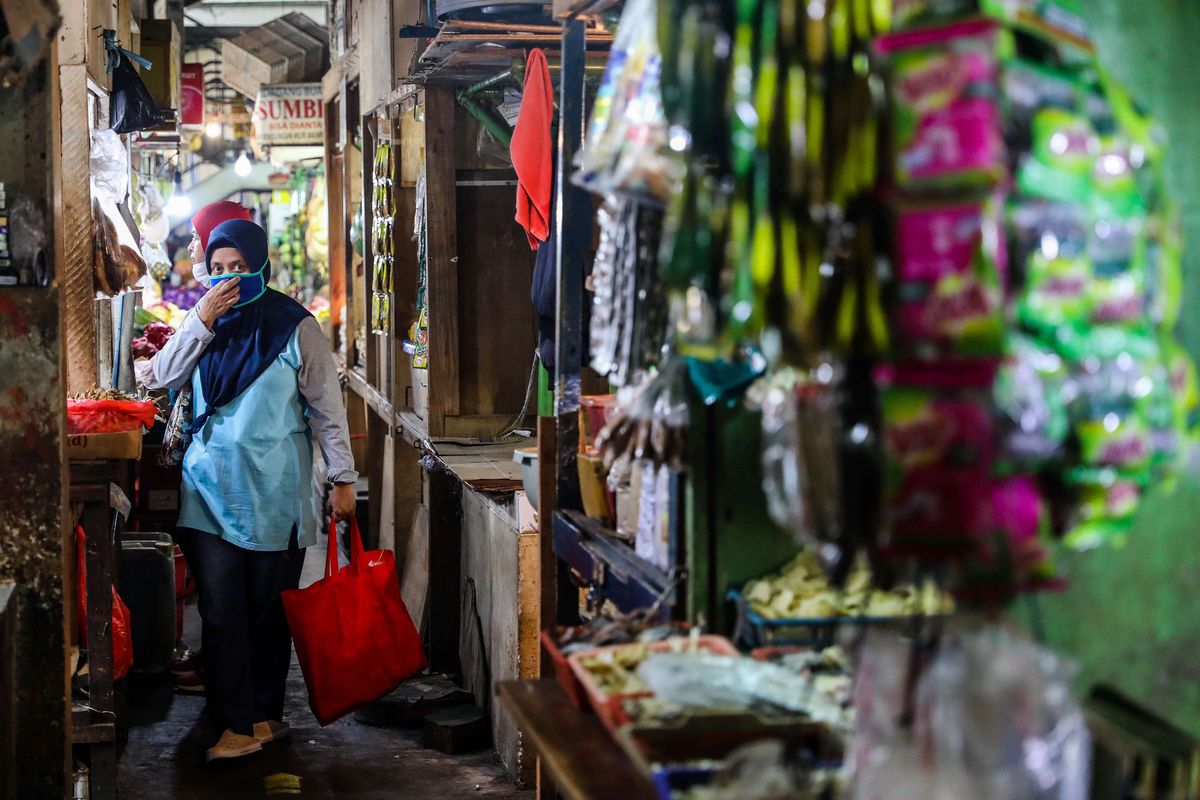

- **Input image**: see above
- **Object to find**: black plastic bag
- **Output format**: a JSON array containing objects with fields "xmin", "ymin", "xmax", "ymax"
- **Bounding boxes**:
[{"xmin": 110, "ymin": 52, "xmax": 163, "ymax": 134}]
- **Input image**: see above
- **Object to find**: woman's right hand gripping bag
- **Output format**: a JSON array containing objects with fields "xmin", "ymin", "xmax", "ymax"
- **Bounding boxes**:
[{"xmin": 282, "ymin": 518, "xmax": 425, "ymax": 725}]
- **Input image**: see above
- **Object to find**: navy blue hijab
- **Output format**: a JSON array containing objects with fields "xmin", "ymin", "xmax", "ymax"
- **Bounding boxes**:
[{"xmin": 190, "ymin": 218, "xmax": 311, "ymax": 433}]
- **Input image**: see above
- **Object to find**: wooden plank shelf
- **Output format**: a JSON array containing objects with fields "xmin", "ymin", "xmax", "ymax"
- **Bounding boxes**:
[
  {"xmin": 344, "ymin": 365, "xmax": 394, "ymax": 426},
  {"xmin": 496, "ymin": 680, "xmax": 657, "ymax": 800},
  {"xmin": 553, "ymin": 510, "xmax": 675, "ymax": 616}
]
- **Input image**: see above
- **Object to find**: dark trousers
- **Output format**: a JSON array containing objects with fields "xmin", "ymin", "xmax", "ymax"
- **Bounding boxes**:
[{"xmin": 179, "ymin": 527, "xmax": 305, "ymax": 735}]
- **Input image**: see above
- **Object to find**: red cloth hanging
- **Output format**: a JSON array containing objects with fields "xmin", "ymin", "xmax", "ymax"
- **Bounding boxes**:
[{"xmin": 511, "ymin": 48, "xmax": 554, "ymax": 251}]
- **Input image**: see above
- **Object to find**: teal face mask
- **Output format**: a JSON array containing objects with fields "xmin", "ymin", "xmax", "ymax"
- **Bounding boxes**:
[{"xmin": 210, "ymin": 261, "xmax": 268, "ymax": 307}]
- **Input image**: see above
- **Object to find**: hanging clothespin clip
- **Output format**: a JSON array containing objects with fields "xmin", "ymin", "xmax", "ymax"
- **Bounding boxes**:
[{"xmin": 99, "ymin": 29, "xmax": 154, "ymax": 73}]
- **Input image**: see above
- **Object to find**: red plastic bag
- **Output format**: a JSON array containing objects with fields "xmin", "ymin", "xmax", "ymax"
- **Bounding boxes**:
[
  {"xmin": 282, "ymin": 518, "xmax": 425, "ymax": 725},
  {"xmin": 75, "ymin": 526, "xmax": 134, "ymax": 681},
  {"xmin": 67, "ymin": 398, "xmax": 158, "ymax": 434}
]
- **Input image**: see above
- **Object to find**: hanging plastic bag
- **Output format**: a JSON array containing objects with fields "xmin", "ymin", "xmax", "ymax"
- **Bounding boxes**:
[
  {"xmin": 90, "ymin": 128, "xmax": 131, "ymax": 204},
  {"xmin": 850, "ymin": 626, "xmax": 1092, "ymax": 800},
  {"xmin": 282, "ymin": 518, "xmax": 425, "ymax": 725},
  {"xmin": 75, "ymin": 526, "xmax": 134, "ymax": 681},
  {"xmin": 158, "ymin": 385, "xmax": 193, "ymax": 468},
  {"xmin": 110, "ymin": 50, "xmax": 163, "ymax": 135},
  {"xmin": 136, "ymin": 182, "xmax": 170, "ymax": 245}
]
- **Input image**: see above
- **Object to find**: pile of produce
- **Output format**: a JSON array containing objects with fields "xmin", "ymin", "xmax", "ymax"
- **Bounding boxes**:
[
  {"xmin": 67, "ymin": 388, "xmax": 157, "ymax": 434},
  {"xmin": 743, "ymin": 551, "xmax": 954, "ymax": 621},
  {"xmin": 131, "ymin": 312, "xmax": 175, "ymax": 360}
]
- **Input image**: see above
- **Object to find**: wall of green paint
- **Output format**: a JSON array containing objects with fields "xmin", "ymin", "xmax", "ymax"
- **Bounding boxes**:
[{"xmin": 1033, "ymin": 0, "xmax": 1200, "ymax": 738}]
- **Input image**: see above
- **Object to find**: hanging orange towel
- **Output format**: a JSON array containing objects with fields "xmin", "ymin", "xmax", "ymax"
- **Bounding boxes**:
[{"xmin": 511, "ymin": 48, "xmax": 553, "ymax": 251}]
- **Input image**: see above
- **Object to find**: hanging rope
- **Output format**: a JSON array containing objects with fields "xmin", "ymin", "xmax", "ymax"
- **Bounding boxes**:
[{"xmin": 99, "ymin": 29, "xmax": 153, "ymax": 74}]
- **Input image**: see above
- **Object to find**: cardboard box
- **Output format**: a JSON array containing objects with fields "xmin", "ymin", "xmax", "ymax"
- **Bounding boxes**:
[
  {"xmin": 66, "ymin": 429, "xmax": 143, "ymax": 461},
  {"xmin": 221, "ymin": 12, "xmax": 329, "ymax": 101}
]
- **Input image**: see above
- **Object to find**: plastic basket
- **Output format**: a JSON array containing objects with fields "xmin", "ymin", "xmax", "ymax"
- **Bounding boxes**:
[
  {"xmin": 540, "ymin": 628, "xmax": 587, "ymax": 710},
  {"xmin": 567, "ymin": 635, "xmax": 739, "ymax": 734},
  {"xmin": 728, "ymin": 590, "xmax": 939, "ymax": 649}
]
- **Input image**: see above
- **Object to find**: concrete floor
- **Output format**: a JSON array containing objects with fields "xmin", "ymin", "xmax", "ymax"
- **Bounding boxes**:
[{"xmin": 117, "ymin": 534, "xmax": 530, "ymax": 800}]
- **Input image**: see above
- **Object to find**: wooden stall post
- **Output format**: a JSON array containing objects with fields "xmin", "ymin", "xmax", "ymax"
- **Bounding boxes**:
[
  {"xmin": 552, "ymin": 20, "xmax": 589, "ymax": 515},
  {"xmin": 546, "ymin": 19, "xmax": 591, "ymax": 634},
  {"xmin": 426, "ymin": 464, "xmax": 463, "ymax": 674},
  {"xmin": 423, "ymin": 86, "xmax": 460, "ymax": 437},
  {"xmin": 55, "ymin": 0, "xmax": 99, "ymax": 393}
]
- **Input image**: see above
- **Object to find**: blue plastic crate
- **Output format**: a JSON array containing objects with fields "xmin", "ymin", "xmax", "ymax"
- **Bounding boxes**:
[
  {"xmin": 651, "ymin": 765, "xmax": 717, "ymax": 800},
  {"xmin": 727, "ymin": 589, "xmax": 937, "ymax": 649}
]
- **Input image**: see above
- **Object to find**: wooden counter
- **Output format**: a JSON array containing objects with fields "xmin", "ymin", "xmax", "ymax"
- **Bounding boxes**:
[{"xmin": 496, "ymin": 680, "xmax": 657, "ymax": 800}]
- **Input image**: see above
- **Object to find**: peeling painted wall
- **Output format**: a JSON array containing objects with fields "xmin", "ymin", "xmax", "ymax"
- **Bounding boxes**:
[
  {"xmin": 458, "ymin": 488, "xmax": 538, "ymax": 786},
  {"xmin": 0, "ymin": 290, "xmax": 69, "ymax": 797},
  {"xmin": 0, "ymin": 53, "xmax": 68, "ymax": 797}
]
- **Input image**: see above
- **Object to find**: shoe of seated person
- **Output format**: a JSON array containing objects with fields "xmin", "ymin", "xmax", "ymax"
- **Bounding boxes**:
[
  {"xmin": 205, "ymin": 729, "xmax": 262, "ymax": 762},
  {"xmin": 169, "ymin": 647, "xmax": 201, "ymax": 675},
  {"xmin": 175, "ymin": 669, "xmax": 205, "ymax": 694},
  {"xmin": 252, "ymin": 720, "xmax": 292, "ymax": 744}
]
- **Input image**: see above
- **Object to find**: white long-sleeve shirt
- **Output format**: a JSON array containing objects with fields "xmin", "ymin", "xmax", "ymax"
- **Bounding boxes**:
[{"xmin": 136, "ymin": 308, "xmax": 359, "ymax": 485}]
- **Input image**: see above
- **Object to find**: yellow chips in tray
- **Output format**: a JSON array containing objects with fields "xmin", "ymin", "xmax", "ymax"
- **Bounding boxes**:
[{"xmin": 744, "ymin": 550, "xmax": 954, "ymax": 620}]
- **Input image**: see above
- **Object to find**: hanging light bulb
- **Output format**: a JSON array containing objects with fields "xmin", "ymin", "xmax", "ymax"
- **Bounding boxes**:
[
  {"xmin": 234, "ymin": 150, "xmax": 253, "ymax": 177},
  {"xmin": 165, "ymin": 169, "xmax": 192, "ymax": 218},
  {"xmin": 204, "ymin": 120, "xmax": 222, "ymax": 138}
]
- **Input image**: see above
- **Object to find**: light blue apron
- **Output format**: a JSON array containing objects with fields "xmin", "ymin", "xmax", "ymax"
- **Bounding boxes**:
[{"xmin": 179, "ymin": 329, "xmax": 317, "ymax": 551}]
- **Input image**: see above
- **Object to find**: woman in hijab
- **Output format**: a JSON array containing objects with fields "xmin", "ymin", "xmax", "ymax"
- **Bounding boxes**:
[
  {"xmin": 137, "ymin": 217, "xmax": 357, "ymax": 762},
  {"xmin": 163, "ymin": 202, "xmax": 259, "ymax": 694}
]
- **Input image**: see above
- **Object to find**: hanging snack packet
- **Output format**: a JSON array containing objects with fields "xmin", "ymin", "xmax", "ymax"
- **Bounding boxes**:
[
  {"xmin": 1064, "ymin": 469, "xmax": 1141, "ymax": 550},
  {"xmin": 993, "ymin": 333, "xmax": 1071, "ymax": 467},
  {"xmin": 891, "ymin": 0, "xmax": 1093, "ymax": 59},
  {"xmin": 1143, "ymin": 212, "xmax": 1183, "ymax": 330},
  {"xmin": 1066, "ymin": 328, "xmax": 1156, "ymax": 473},
  {"xmin": 878, "ymin": 362, "xmax": 997, "ymax": 562},
  {"xmin": 1164, "ymin": 339, "xmax": 1200, "ymax": 429},
  {"xmin": 1139, "ymin": 356, "xmax": 1180, "ymax": 473},
  {"xmin": 877, "ymin": 19, "xmax": 1006, "ymax": 188},
  {"xmin": 1006, "ymin": 62, "xmax": 1095, "ymax": 204},
  {"xmin": 1087, "ymin": 214, "xmax": 1146, "ymax": 326},
  {"xmin": 893, "ymin": 196, "xmax": 1007, "ymax": 359},
  {"xmin": 957, "ymin": 476, "xmax": 1061, "ymax": 604},
  {"xmin": 1008, "ymin": 199, "xmax": 1091, "ymax": 336}
]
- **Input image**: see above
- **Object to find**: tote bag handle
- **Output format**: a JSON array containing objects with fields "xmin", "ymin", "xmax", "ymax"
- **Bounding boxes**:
[{"xmin": 325, "ymin": 517, "xmax": 367, "ymax": 579}]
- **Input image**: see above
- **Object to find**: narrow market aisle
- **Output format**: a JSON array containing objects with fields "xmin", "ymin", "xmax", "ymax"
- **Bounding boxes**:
[{"xmin": 118, "ymin": 532, "xmax": 529, "ymax": 800}]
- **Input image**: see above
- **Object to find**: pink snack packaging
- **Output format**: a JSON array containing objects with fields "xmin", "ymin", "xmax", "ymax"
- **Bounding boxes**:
[
  {"xmin": 877, "ymin": 362, "xmax": 998, "ymax": 561},
  {"xmin": 878, "ymin": 19, "xmax": 1007, "ymax": 188},
  {"xmin": 893, "ymin": 194, "xmax": 1008, "ymax": 358}
]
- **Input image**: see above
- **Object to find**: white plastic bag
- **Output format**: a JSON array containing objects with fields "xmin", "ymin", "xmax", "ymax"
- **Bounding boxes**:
[{"xmin": 90, "ymin": 129, "xmax": 130, "ymax": 204}]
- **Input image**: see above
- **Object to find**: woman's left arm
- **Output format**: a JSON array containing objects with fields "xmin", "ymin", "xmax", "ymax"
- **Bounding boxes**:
[{"xmin": 296, "ymin": 318, "xmax": 359, "ymax": 518}]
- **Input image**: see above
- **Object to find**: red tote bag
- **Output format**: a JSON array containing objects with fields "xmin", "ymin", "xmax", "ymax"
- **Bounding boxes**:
[{"xmin": 282, "ymin": 519, "xmax": 425, "ymax": 725}]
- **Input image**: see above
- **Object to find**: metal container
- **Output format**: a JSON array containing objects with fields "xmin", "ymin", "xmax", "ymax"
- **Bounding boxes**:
[
  {"xmin": 119, "ymin": 533, "xmax": 177, "ymax": 674},
  {"xmin": 435, "ymin": 0, "xmax": 547, "ymax": 21},
  {"xmin": 513, "ymin": 446, "xmax": 538, "ymax": 508}
]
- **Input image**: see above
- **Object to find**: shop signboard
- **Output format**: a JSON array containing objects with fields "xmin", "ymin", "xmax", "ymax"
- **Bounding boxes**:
[
  {"xmin": 252, "ymin": 83, "xmax": 324, "ymax": 146},
  {"xmin": 181, "ymin": 62, "xmax": 204, "ymax": 126}
]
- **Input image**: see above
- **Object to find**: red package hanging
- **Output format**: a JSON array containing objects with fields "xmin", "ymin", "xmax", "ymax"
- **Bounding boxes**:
[
  {"xmin": 66, "ymin": 398, "xmax": 158, "ymax": 434},
  {"xmin": 75, "ymin": 526, "xmax": 134, "ymax": 681},
  {"xmin": 511, "ymin": 48, "xmax": 554, "ymax": 250},
  {"xmin": 282, "ymin": 518, "xmax": 425, "ymax": 726}
]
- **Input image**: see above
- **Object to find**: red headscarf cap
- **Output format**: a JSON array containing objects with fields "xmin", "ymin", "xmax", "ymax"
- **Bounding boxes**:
[{"xmin": 192, "ymin": 201, "xmax": 252, "ymax": 252}]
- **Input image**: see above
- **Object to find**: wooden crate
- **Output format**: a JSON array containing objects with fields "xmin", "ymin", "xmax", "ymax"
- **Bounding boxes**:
[{"xmin": 221, "ymin": 13, "xmax": 329, "ymax": 100}]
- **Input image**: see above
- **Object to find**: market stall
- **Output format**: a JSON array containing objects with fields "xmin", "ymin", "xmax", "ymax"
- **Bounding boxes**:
[
  {"xmin": 324, "ymin": 2, "xmax": 592, "ymax": 777},
  {"xmin": 504, "ymin": 0, "xmax": 1200, "ymax": 797}
]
